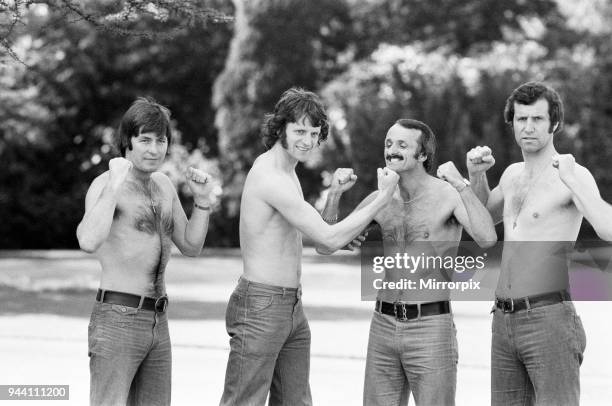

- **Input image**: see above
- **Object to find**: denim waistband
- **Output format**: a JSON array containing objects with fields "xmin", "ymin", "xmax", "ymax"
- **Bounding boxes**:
[{"xmin": 236, "ymin": 276, "xmax": 302, "ymax": 298}]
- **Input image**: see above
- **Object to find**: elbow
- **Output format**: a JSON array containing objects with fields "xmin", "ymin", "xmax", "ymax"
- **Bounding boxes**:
[
  {"xmin": 180, "ymin": 246, "xmax": 202, "ymax": 257},
  {"xmin": 76, "ymin": 226, "xmax": 100, "ymax": 253},
  {"xmin": 596, "ymin": 229, "xmax": 612, "ymax": 243},
  {"xmin": 478, "ymin": 238, "xmax": 497, "ymax": 249},
  {"xmin": 476, "ymin": 233, "xmax": 497, "ymax": 249},
  {"xmin": 77, "ymin": 236, "xmax": 100, "ymax": 253},
  {"xmin": 323, "ymin": 240, "xmax": 345, "ymax": 253},
  {"xmin": 315, "ymin": 245, "xmax": 334, "ymax": 255}
]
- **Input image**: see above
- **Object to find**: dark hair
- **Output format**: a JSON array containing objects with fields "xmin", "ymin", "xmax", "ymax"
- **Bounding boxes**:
[
  {"xmin": 504, "ymin": 81, "xmax": 564, "ymax": 134},
  {"xmin": 394, "ymin": 118, "xmax": 437, "ymax": 173},
  {"xmin": 261, "ymin": 87, "xmax": 329, "ymax": 150},
  {"xmin": 116, "ymin": 97, "xmax": 172, "ymax": 157}
]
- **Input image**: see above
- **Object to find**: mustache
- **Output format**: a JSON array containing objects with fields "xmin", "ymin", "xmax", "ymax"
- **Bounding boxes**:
[{"xmin": 386, "ymin": 154, "xmax": 404, "ymax": 160}]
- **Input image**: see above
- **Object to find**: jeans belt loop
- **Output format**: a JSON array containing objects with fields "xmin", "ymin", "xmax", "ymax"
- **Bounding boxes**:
[
  {"xmin": 138, "ymin": 295, "xmax": 145, "ymax": 310},
  {"xmin": 525, "ymin": 297, "xmax": 531, "ymax": 314},
  {"xmin": 508, "ymin": 297, "xmax": 514, "ymax": 313},
  {"xmin": 417, "ymin": 303, "xmax": 422, "ymax": 321},
  {"xmin": 99, "ymin": 289, "xmax": 106, "ymax": 302},
  {"xmin": 297, "ymin": 285, "xmax": 302, "ymax": 300}
]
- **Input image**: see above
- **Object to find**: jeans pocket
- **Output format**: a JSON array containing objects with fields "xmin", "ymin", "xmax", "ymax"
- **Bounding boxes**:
[
  {"xmin": 246, "ymin": 294, "xmax": 273, "ymax": 313},
  {"xmin": 564, "ymin": 302, "xmax": 587, "ymax": 364},
  {"xmin": 106, "ymin": 304, "xmax": 138, "ymax": 327}
]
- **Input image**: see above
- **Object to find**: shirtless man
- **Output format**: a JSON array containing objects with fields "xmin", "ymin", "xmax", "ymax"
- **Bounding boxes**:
[
  {"xmin": 320, "ymin": 119, "xmax": 497, "ymax": 406},
  {"xmin": 468, "ymin": 81, "xmax": 612, "ymax": 405},
  {"xmin": 219, "ymin": 88, "xmax": 399, "ymax": 406},
  {"xmin": 76, "ymin": 98, "xmax": 215, "ymax": 406}
]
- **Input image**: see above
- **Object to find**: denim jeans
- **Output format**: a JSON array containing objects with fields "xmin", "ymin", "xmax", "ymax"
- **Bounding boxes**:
[
  {"xmin": 220, "ymin": 277, "xmax": 312, "ymax": 406},
  {"xmin": 491, "ymin": 301, "xmax": 586, "ymax": 406},
  {"xmin": 88, "ymin": 301, "xmax": 171, "ymax": 406},
  {"xmin": 364, "ymin": 310, "xmax": 458, "ymax": 406}
]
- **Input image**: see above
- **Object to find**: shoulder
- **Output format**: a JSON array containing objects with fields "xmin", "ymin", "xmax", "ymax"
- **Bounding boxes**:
[
  {"xmin": 87, "ymin": 171, "xmax": 110, "ymax": 193},
  {"xmin": 151, "ymin": 171, "xmax": 176, "ymax": 193},
  {"xmin": 429, "ymin": 176, "xmax": 457, "ymax": 198},
  {"xmin": 501, "ymin": 162, "xmax": 523, "ymax": 179},
  {"xmin": 573, "ymin": 163, "xmax": 597, "ymax": 186},
  {"xmin": 498, "ymin": 162, "xmax": 523, "ymax": 189}
]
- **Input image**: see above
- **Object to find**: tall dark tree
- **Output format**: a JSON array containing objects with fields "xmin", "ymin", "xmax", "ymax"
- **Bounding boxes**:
[{"xmin": 212, "ymin": 0, "xmax": 352, "ymax": 241}]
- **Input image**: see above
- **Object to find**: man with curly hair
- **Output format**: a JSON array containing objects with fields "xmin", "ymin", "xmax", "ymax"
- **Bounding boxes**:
[{"xmin": 219, "ymin": 88, "xmax": 400, "ymax": 406}]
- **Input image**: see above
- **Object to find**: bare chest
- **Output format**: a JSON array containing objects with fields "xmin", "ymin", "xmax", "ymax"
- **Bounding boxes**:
[
  {"xmin": 113, "ymin": 181, "xmax": 174, "ymax": 236},
  {"xmin": 378, "ymin": 197, "xmax": 459, "ymax": 243},
  {"xmin": 503, "ymin": 172, "xmax": 579, "ymax": 234}
]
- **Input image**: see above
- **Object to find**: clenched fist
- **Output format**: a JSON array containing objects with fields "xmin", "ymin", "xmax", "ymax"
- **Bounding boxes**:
[
  {"xmin": 186, "ymin": 167, "xmax": 216, "ymax": 204},
  {"xmin": 108, "ymin": 157, "xmax": 132, "ymax": 191},
  {"xmin": 552, "ymin": 154, "xmax": 577, "ymax": 184},
  {"xmin": 467, "ymin": 146, "xmax": 495, "ymax": 176},
  {"xmin": 437, "ymin": 161, "xmax": 468, "ymax": 191},
  {"xmin": 330, "ymin": 168, "xmax": 357, "ymax": 193},
  {"xmin": 377, "ymin": 167, "xmax": 399, "ymax": 197}
]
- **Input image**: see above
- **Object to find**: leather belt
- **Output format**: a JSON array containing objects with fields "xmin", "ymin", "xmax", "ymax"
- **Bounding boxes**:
[
  {"xmin": 495, "ymin": 290, "xmax": 570, "ymax": 313},
  {"xmin": 96, "ymin": 289, "xmax": 169, "ymax": 313},
  {"xmin": 376, "ymin": 300, "xmax": 450, "ymax": 321}
]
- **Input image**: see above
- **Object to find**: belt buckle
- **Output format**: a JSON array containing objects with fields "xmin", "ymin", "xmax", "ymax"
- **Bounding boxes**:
[
  {"xmin": 393, "ymin": 303, "xmax": 409, "ymax": 322},
  {"xmin": 154, "ymin": 296, "xmax": 168, "ymax": 313},
  {"xmin": 502, "ymin": 298, "xmax": 514, "ymax": 313}
]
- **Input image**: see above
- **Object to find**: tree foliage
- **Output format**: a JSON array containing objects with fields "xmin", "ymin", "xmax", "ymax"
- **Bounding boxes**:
[{"xmin": 0, "ymin": 0, "xmax": 233, "ymax": 248}]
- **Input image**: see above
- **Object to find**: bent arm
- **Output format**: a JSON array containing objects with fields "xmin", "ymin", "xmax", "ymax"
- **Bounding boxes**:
[
  {"xmin": 265, "ymin": 177, "xmax": 388, "ymax": 252},
  {"xmin": 316, "ymin": 191, "xmax": 377, "ymax": 254},
  {"xmin": 76, "ymin": 174, "xmax": 118, "ymax": 253},
  {"xmin": 565, "ymin": 169, "xmax": 612, "ymax": 241},
  {"xmin": 453, "ymin": 186, "xmax": 497, "ymax": 248},
  {"xmin": 169, "ymin": 180, "xmax": 211, "ymax": 257}
]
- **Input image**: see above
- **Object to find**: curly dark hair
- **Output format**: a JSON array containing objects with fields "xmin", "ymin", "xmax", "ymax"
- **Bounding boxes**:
[
  {"xmin": 504, "ymin": 81, "xmax": 564, "ymax": 134},
  {"xmin": 116, "ymin": 97, "xmax": 172, "ymax": 157},
  {"xmin": 261, "ymin": 88, "xmax": 329, "ymax": 150},
  {"xmin": 394, "ymin": 118, "xmax": 437, "ymax": 173}
]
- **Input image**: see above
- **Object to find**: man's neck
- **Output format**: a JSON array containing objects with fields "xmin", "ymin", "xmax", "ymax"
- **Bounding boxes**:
[
  {"xmin": 127, "ymin": 168, "xmax": 153, "ymax": 185},
  {"xmin": 398, "ymin": 166, "xmax": 430, "ymax": 200},
  {"xmin": 522, "ymin": 143, "xmax": 557, "ymax": 175},
  {"xmin": 270, "ymin": 143, "xmax": 298, "ymax": 172}
]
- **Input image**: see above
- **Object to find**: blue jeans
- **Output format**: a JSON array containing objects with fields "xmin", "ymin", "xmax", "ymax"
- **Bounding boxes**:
[
  {"xmin": 364, "ymin": 310, "xmax": 458, "ymax": 406},
  {"xmin": 88, "ymin": 301, "xmax": 171, "ymax": 406},
  {"xmin": 491, "ymin": 301, "xmax": 586, "ymax": 406},
  {"xmin": 220, "ymin": 277, "xmax": 312, "ymax": 406}
]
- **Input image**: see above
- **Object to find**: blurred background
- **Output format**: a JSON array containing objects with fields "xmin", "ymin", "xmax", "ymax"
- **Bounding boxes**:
[{"xmin": 2, "ymin": 0, "xmax": 611, "ymax": 249}]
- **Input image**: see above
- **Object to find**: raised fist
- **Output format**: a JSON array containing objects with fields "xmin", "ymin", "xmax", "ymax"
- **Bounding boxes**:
[
  {"xmin": 377, "ymin": 167, "xmax": 399, "ymax": 197},
  {"xmin": 467, "ymin": 146, "xmax": 495, "ymax": 176},
  {"xmin": 437, "ymin": 161, "xmax": 467, "ymax": 190},
  {"xmin": 108, "ymin": 157, "xmax": 132, "ymax": 191},
  {"xmin": 330, "ymin": 168, "xmax": 357, "ymax": 193},
  {"xmin": 552, "ymin": 154, "xmax": 576, "ymax": 184},
  {"xmin": 186, "ymin": 167, "xmax": 216, "ymax": 204}
]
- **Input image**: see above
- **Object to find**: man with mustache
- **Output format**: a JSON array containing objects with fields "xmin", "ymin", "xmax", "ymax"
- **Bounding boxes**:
[
  {"xmin": 468, "ymin": 81, "xmax": 612, "ymax": 405},
  {"xmin": 219, "ymin": 88, "xmax": 400, "ymax": 406},
  {"xmin": 77, "ymin": 97, "xmax": 216, "ymax": 405},
  {"xmin": 320, "ymin": 119, "xmax": 497, "ymax": 405}
]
